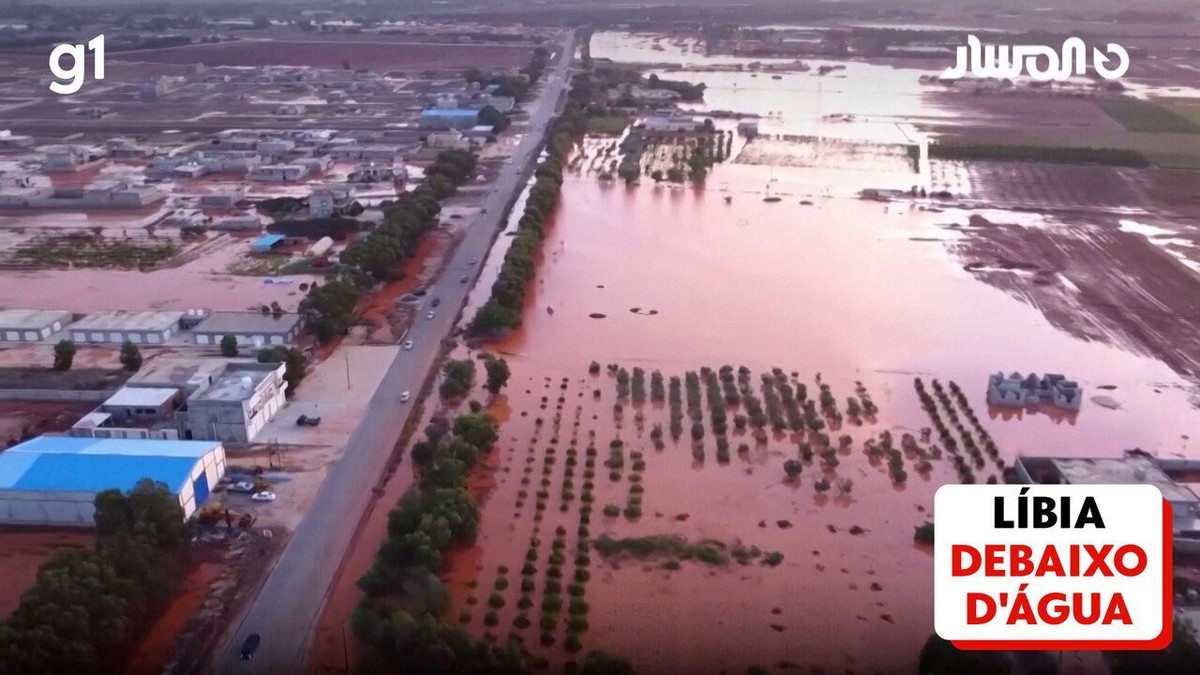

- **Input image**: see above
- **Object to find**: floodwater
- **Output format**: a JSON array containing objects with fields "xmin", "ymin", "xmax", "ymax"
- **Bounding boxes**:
[{"xmin": 445, "ymin": 31, "xmax": 1199, "ymax": 675}]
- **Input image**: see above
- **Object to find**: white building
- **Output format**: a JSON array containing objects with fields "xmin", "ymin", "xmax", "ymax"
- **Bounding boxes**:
[
  {"xmin": 0, "ymin": 309, "xmax": 72, "ymax": 342},
  {"xmin": 181, "ymin": 362, "xmax": 288, "ymax": 444},
  {"xmin": 249, "ymin": 164, "xmax": 308, "ymax": 182},
  {"xmin": 426, "ymin": 130, "xmax": 468, "ymax": 150},
  {"xmin": 69, "ymin": 310, "xmax": 184, "ymax": 345}
]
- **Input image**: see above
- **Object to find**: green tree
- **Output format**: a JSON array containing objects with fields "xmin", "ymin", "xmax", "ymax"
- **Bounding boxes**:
[
  {"xmin": 483, "ymin": 356, "xmax": 511, "ymax": 395},
  {"xmin": 219, "ymin": 334, "xmax": 238, "ymax": 357},
  {"xmin": 52, "ymin": 339, "xmax": 76, "ymax": 371},
  {"xmin": 477, "ymin": 105, "xmax": 510, "ymax": 133},
  {"xmin": 257, "ymin": 346, "xmax": 308, "ymax": 396},
  {"xmin": 453, "ymin": 412, "xmax": 498, "ymax": 449},
  {"xmin": 119, "ymin": 341, "xmax": 142, "ymax": 372},
  {"xmin": 439, "ymin": 359, "xmax": 475, "ymax": 400}
]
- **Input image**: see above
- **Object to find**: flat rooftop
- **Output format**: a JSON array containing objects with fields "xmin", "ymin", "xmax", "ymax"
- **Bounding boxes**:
[
  {"xmin": 128, "ymin": 356, "xmax": 232, "ymax": 390},
  {"xmin": 194, "ymin": 367, "xmax": 276, "ymax": 403},
  {"xmin": 192, "ymin": 312, "xmax": 301, "ymax": 336},
  {"xmin": 0, "ymin": 309, "xmax": 73, "ymax": 330},
  {"xmin": 70, "ymin": 310, "xmax": 185, "ymax": 332},
  {"xmin": 0, "ymin": 436, "xmax": 222, "ymax": 494},
  {"xmin": 103, "ymin": 386, "xmax": 178, "ymax": 409},
  {"xmin": 1023, "ymin": 456, "xmax": 1200, "ymax": 505}
]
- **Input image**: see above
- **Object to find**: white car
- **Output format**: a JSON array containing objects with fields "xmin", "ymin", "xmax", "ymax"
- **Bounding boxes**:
[
  {"xmin": 403, "ymin": 340, "xmax": 414, "ymax": 350},
  {"xmin": 230, "ymin": 481, "xmax": 255, "ymax": 493},
  {"xmin": 251, "ymin": 491, "xmax": 276, "ymax": 502},
  {"xmin": 400, "ymin": 391, "xmax": 411, "ymax": 403},
  {"xmin": 426, "ymin": 311, "xmax": 435, "ymax": 320}
]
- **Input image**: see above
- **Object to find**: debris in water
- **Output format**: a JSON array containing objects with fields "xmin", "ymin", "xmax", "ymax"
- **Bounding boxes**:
[
  {"xmin": 769, "ymin": 624, "xmax": 785, "ymax": 632},
  {"xmin": 588, "ymin": 313, "xmax": 606, "ymax": 319},
  {"xmin": 826, "ymin": 524, "xmax": 837, "ymax": 533},
  {"xmin": 880, "ymin": 614, "xmax": 895, "ymax": 624},
  {"xmin": 1090, "ymin": 394, "xmax": 1121, "ymax": 410},
  {"xmin": 776, "ymin": 520, "xmax": 793, "ymax": 529},
  {"xmin": 870, "ymin": 582, "xmax": 883, "ymax": 591},
  {"xmin": 848, "ymin": 525, "xmax": 865, "ymax": 535}
]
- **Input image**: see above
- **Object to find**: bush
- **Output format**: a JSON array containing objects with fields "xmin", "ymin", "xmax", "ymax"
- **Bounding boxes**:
[
  {"xmin": 459, "ymin": 610, "xmax": 472, "ymax": 624},
  {"xmin": 574, "ymin": 568, "xmax": 591, "ymax": 583},
  {"xmin": 762, "ymin": 551, "xmax": 784, "ymax": 567},
  {"xmin": 541, "ymin": 632, "xmax": 556, "ymax": 647},
  {"xmin": 542, "ymin": 595, "xmax": 563, "ymax": 613},
  {"xmin": 564, "ymin": 632, "xmax": 583, "ymax": 652},
  {"xmin": 540, "ymin": 615, "xmax": 557, "ymax": 631},
  {"xmin": 488, "ymin": 593, "xmax": 506, "ymax": 609},
  {"xmin": 522, "ymin": 562, "xmax": 536, "ymax": 576},
  {"xmin": 513, "ymin": 613, "xmax": 531, "ymax": 629},
  {"xmin": 494, "ymin": 577, "xmax": 509, "ymax": 591},
  {"xmin": 518, "ymin": 595, "xmax": 533, "ymax": 609},
  {"xmin": 484, "ymin": 610, "xmax": 499, "ymax": 627},
  {"xmin": 521, "ymin": 577, "xmax": 536, "ymax": 593},
  {"xmin": 623, "ymin": 505, "xmax": 642, "ymax": 519}
]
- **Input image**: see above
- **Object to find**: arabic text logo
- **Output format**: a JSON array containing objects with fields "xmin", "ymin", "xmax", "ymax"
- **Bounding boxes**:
[{"xmin": 941, "ymin": 35, "xmax": 1128, "ymax": 82}]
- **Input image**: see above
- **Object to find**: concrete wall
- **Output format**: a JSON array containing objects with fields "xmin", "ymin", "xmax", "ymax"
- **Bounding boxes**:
[
  {"xmin": 0, "ymin": 489, "xmax": 97, "ymax": 526},
  {"xmin": 0, "ymin": 388, "xmax": 116, "ymax": 402}
]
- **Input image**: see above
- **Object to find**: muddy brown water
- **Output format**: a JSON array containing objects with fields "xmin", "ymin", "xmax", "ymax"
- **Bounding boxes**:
[{"xmin": 442, "ymin": 32, "xmax": 1198, "ymax": 672}]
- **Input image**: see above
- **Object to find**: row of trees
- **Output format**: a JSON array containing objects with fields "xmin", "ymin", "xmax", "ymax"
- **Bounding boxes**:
[
  {"xmin": 52, "ymin": 339, "xmax": 141, "ymax": 372},
  {"xmin": 302, "ymin": 150, "xmax": 476, "ymax": 343},
  {"xmin": 0, "ymin": 481, "xmax": 189, "ymax": 674},
  {"xmin": 469, "ymin": 102, "xmax": 588, "ymax": 336},
  {"xmin": 463, "ymin": 45, "xmax": 551, "ymax": 103}
]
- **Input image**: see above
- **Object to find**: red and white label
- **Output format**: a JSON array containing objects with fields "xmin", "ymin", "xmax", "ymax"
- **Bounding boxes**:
[{"xmin": 934, "ymin": 484, "xmax": 1171, "ymax": 650}]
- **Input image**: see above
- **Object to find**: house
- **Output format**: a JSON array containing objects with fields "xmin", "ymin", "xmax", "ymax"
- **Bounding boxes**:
[
  {"xmin": 629, "ymin": 87, "xmax": 682, "ymax": 105},
  {"xmin": 641, "ymin": 112, "xmax": 699, "ymax": 133},
  {"xmin": 0, "ymin": 309, "xmax": 73, "ymax": 342},
  {"xmin": 42, "ymin": 145, "xmax": 101, "ymax": 172},
  {"xmin": 275, "ymin": 103, "xmax": 306, "ymax": 116},
  {"xmin": 180, "ymin": 361, "xmax": 287, "ymax": 444},
  {"xmin": 68, "ymin": 310, "xmax": 184, "ymax": 345},
  {"xmin": 308, "ymin": 187, "xmax": 353, "ymax": 218},
  {"xmin": 986, "ymin": 372, "xmax": 1082, "ymax": 411},
  {"xmin": 199, "ymin": 187, "xmax": 246, "ymax": 209},
  {"xmin": 191, "ymin": 312, "xmax": 302, "ymax": 348}
]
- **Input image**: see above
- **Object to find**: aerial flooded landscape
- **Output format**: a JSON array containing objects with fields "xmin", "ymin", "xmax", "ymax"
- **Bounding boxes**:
[{"xmin": 0, "ymin": 1, "xmax": 1197, "ymax": 675}]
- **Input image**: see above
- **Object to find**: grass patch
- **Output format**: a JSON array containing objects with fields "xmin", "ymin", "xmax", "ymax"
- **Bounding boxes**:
[
  {"xmin": 928, "ymin": 141, "xmax": 1149, "ymax": 167},
  {"xmin": 12, "ymin": 232, "xmax": 181, "ymax": 270},
  {"xmin": 587, "ymin": 115, "xmax": 630, "ymax": 135},
  {"xmin": 1096, "ymin": 98, "xmax": 1200, "ymax": 133},
  {"xmin": 593, "ymin": 534, "xmax": 732, "ymax": 566}
]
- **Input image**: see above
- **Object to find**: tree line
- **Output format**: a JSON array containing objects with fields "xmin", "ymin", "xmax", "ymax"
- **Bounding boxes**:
[
  {"xmin": 301, "ymin": 149, "xmax": 477, "ymax": 344},
  {"xmin": 469, "ymin": 100, "xmax": 588, "ymax": 337},
  {"xmin": 0, "ymin": 481, "xmax": 190, "ymax": 674}
]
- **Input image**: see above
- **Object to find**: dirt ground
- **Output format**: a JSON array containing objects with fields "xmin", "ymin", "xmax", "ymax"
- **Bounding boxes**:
[
  {"xmin": 0, "ymin": 528, "xmax": 93, "ymax": 618},
  {"xmin": 0, "ymin": 400, "xmax": 97, "ymax": 447}
]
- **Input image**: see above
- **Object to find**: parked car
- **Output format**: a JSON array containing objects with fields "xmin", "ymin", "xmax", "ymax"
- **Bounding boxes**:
[
  {"xmin": 400, "ymin": 391, "xmax": 411, "ymax": 403},
  {"xmin": 425, "ymin": 311, "xmax": 435, "ymax": 320},
  {"xmin": 251, "ymin": 491, "xmax": 276, "ymax": 502},
  {"xmin": 229, "ymin": 481, "xmax": 255, "ymax": 494},
  {"xmin": 296, "ymin": 415, "xmax": 321, "ymax": 427},
  {"xmin": 431, "ymin": 298, "xmax": 441, "ymax": 307},
  {"xmin": 459, "ymin": 275, "xmax": 469, "ymax": 283},
  {"xmin": 469, "ymin": 257, "xmax": 478, "ymax": 264},
  {"xmin": 403, "ymin": 340, "xmax": 414, "ymax": 350},
  {"xmin": 240, "ymin": 633, "xmax": 260, "ymax": 660}
]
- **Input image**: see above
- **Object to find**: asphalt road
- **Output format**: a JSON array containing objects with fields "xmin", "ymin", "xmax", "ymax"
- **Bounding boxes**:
[{"xmin": 214, "ymin": 34, "xmax": 574, "ymax": 673}]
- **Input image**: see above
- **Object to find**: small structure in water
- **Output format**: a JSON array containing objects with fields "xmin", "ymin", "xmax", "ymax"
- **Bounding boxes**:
[
  {"xmin": 987, "ymin": 372, "xmax": 1082, "ymax": 411},
  {"xmin": 724, "ymin": 195, "xmax": 732, "ymax": 204}
]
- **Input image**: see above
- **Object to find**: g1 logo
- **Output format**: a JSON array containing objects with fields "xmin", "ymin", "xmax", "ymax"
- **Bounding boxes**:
[{"xmin": 49, "ymin": 34, "xmax": 105, "ymax": 95}]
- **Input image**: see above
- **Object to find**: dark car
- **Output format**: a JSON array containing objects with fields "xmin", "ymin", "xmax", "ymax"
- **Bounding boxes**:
[
  {"xmin": 431, "ymin": 298, "xmax": 441, "ymax": 307},
  {"xmin": 240, "ymin": 633, "xmax": 260, "ymax": 660},
  {"xmin": 295, "ymin": 415, "xmax": 321, "ymax": 427}
]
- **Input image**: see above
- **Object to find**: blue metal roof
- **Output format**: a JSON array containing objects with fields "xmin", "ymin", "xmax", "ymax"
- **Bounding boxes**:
[
  {"xmin": 250, "ymin": 234, "xmax": 285, "ymax": 250},
  {"xmin": 0, "ymin": 436, "xmax": 220, "ymax": 494},
  {"xmin": 421, "ymin": 108, "xmax": 480, "ymax": 118}
]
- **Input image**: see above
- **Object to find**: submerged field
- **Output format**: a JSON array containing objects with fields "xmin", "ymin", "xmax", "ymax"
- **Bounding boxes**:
[{"xmin": 326, "ymin": 29, "xmax": 1200, "ymax": 675}]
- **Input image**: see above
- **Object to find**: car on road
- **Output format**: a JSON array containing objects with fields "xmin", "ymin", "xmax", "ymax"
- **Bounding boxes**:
[
  {"xmin": 459, "ymin": 275, "xmax": 469, "ymax": 283},
  {"xmin": 400, "ymin": 391, "xmax": 411, "ymax": 403},
  {"xmin": 296, "ymin": 414, "xmax": 321, "ymax": 427},
  {"xmin": 425, "ymin": 311, "xmax": 435, "ymax": 320},
  {"xmin": 469, "ymin": 257, "xmax": 478, "ymax": 264},
  {"xmin": 229, "ymin": 481, "xmax": 255, "ymax": 493},
  {"xmin": 251, "ymin": 491, "xmax": 276, "ymax": 502},
  {"xmin": 240, "ymin": 634, "xmax": 260, "ymax": 660},
  {"xmin": 431, "ymin": 298, "xmax": 440, "ymax": 307},
  {"xmin": 403, "ymin": 340, "xmax": 414, "ymax": 350}
]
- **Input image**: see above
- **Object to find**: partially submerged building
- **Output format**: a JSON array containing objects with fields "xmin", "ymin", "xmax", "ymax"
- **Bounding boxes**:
[
  {"xmin": 987, "ymin": 372, "xmax": 1082, "ymax": 411},
  {"xmin": 68, "ymin": 310, "xmax": 185, "ymax": 345},
  {"xmin": 0, "ymin": 309, "xmax": 73, "ymax": 342},
  {"xmin": 1014, "ymin": 455, "xmax": 1199, "ymax": 532},
  {"xmin": 0, "ymin": 436, "xmax": 226, "ymax": 526}
]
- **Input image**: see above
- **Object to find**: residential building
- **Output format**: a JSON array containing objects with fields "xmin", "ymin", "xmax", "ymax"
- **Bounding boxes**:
[
  {"xmin": 0, "ymin": 436, "xmax": 226, "ymax": 526},
  {"xmin": 308, "ymin": 187, "xmax": 353, "ymax": 218},
  {"xmin": 641, "ymin": 112, "xmax": 699, "ymax": 133},
  {"xmin": 249, "ymin": 164, "xmax": 308, "ymax": 182},
  {"xmin": 426, "ymin": 129, "xmax": 469, "ymax": 150},
  {"xmin": 180, "ymin": 361, "xmax": 287, "ymax": 444}
]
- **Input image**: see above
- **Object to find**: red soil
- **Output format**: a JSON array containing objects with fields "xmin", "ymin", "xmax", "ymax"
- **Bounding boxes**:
[
  {"xmin": 125, "ymin": 561, "xmax": 224, "ymax": 675},
  {"xmin": 0, "ymin": 529, "xmax": 93, "ymax": 618}
]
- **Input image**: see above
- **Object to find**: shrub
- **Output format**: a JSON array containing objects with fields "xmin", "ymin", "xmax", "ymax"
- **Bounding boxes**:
[
  {"xmin": 609, "ymin": 471, "xmax": 622, "ymax": 481},
  {"xmin": 488, "ymin": 593, "xmax": 506, "ymax": 609},
  {"xmin": 542, "ymin": 594, "xmax": 563, "ymax": 613},
  {"xmin": 518, "ymin": 595, "xmax": 533, "ymax": 609},
  {"xmin": 459, "ymin": 610, "xmax": 472, "ymax": 624},
  {"xmin": 484, "ymin": 610, "xmax": 499, "ymax": 627},
  {"xmin": 568, "ymin": 582, "xmax": 586, "ymax": 597},
  {"xmin": 623, "ymin": 505, "xmax": 642, "ymax": 519},
  {"xmin": 564, "ymin": 632, "xmax": 583, "ymax": 652},
  {"xmin": 540, "ymin": 615, "xmax": 556, "ymax": 631},
  {"xmin": 567, "ymin": 615, "xmax": 589, "ymax": 632},
  {"xmin": 574, "ymin": 568, "xmax": 591, "ymax": 583},
  {"xmin": 522, "ymin": 562, "xmax": 536, "ymax": 576},
  {"xmin": 662, "ymin": 559, "xmax": 682, "ymax": 570},
  {"xmin": 514, "ymin": 613, "xmax": 531, "ymax": 629},
  {"xmin": 545, "ymin": 579, "xmax": 562, "ymax": 595},
  {"xmin": 763, "ymin": 551, "xmax": 784, "ymax": 567},
  {"xmin": 541, "ymin": 633, "xmax": 555, "ymax": 647},
  {"xmin": 521, "ymin": 577, "xmax": 535, "ymax": 592},
  {"xmin": 547, "ymin": 566, "xmax": 563, "ymax": 578},
  {"xmin": 494, "ymin": 577, "xmax": 509, "ymax": 591}
]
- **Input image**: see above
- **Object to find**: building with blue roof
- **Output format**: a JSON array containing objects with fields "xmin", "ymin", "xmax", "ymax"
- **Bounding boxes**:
[
  {"xmin": 419, "ymin": 108, "xmax": 481, "ymax": 130},
  {"xmin": 249, "ymin": 233, "xmax": 285, "ymax": 253},
  {"xmin": 0, "ymin": 435, "xmax": 225, "ymax": 527}
]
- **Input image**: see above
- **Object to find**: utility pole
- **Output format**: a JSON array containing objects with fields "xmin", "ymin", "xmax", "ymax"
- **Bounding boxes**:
[{"xmin": 344, "ymin": 352, "xmax": 351, "ymax": 390}]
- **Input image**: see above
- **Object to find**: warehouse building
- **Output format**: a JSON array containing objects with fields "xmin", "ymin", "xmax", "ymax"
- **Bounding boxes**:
[
  {"xmin": 0, "ymin": 436, "xmax": 226, "ymax": 526},
  {"xmin": 0, "ymin": 309, "xmax": 73, "ymax": 342},
  {"xmin": 69, "ymin": 310, "xmax": 185, "ymax": 345},
  {"xmin": 191, "ymin": 312, "xmax": 302, "ymax": 348},
  {"xmin": 419, "ymin": 108, "xmax": 481, "ymax": 130}
]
